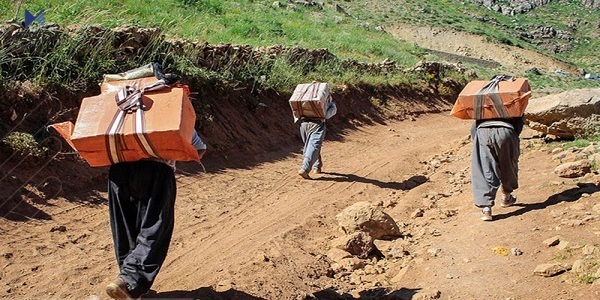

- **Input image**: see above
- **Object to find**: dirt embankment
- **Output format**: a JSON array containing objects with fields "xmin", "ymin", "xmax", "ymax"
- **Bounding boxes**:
[{"xmin": 0, "ymin": 79, "xmax": 457, "ymax": 221}]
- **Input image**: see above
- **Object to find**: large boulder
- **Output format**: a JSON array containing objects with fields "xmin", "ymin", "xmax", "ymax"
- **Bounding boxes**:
[
  {"xmin": 335, "ymin": 201, "xmax": 401, "ymax": 240},
  {"xmin": 525, "ymin": 88, "xmax": 600, "ymax": 139},
  {"xmin": 554, "ymin": 160, "xmax": 592, "ymax": 178}
]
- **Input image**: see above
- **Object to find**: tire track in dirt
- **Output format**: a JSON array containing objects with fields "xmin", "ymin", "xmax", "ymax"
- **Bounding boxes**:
[
  {"xmin": 152, "ymin": 114, "xmax": 471, "ymax": 293},
  {"xmin": 0, "ymin": 113, "xmax": 471, "ymax": 299}
]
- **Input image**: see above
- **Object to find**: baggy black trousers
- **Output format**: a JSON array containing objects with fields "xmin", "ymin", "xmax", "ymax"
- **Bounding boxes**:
[{"xmin": 108, "ymin": 160, "xmax": 176, "ymax": 298}]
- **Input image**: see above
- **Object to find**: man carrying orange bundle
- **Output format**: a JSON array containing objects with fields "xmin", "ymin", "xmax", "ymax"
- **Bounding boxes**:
[{"xmin": 451, "ymin": 75, "xmax": 531, "ymax": 221}]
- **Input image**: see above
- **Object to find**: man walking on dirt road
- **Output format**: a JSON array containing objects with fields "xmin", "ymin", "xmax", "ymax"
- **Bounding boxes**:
[
  {"xmin": 298, "ymin": 99, "xmax": 337, "ymax": 179},
  {"xmin": 471, "ymin": 116, "xmax": 524, "ymax": 221},
  {"xmin": 105, "ymin": 131, "xmax": 206, "ymax": 299}
]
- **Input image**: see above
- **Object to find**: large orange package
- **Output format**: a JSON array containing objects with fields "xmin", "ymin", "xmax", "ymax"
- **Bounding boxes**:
[
  {"xmin": 50, "ymin": 77, "xmax": 199, "ymax": 167},
  {"xmin": 289, "ymin": 82, "xmax": 331, "ymax": 121},
  {"xmin": 451, "ymin": 77, "xmax": 531, "ymax": 120}
]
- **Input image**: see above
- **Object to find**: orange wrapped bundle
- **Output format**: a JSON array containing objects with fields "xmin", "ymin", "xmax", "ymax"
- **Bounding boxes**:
[
  {"xmin": 289, "ymin": 82, "xmax": 331, "ymax": 120},
  {"xmin": 50, "ymin": 77, "xmax": 199, "ymax": 167},
  {"xmin": 451, "ymin": 76, "xmax": 531, "ymax": 120}
]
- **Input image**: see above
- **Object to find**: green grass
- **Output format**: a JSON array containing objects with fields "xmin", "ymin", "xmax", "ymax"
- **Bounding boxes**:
[
  {"xmin": 1, "ymin": 131, "xmax": 48, "ymax": 160},
  {"xmin": 0, "ymin": 0, "xmax": 421, "ymax": 64},
  {"xmin": 1, "ymin": 0, "xmax": 598, "ymax": 92},
  {"xmin": 341, "ymin": 0, "xmax": 599, "ymax": 71},
  {"xmin": 0, "ymin": 0, "xmax": 437, "ymax": 90},
  {"xmin": 562, "ymin": 135, "xmax": 600, "ymax": 150}
]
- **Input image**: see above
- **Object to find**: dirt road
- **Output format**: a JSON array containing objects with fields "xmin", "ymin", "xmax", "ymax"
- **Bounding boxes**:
[{"xmin": 1, "ymin": 113, "xmax": 599, "ymax": 300}]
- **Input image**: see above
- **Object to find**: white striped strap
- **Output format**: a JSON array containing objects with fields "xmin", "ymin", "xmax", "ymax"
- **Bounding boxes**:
[
  {"xmin": 473, "ymin": 75, "xmax": 514, "ymax": 120},
  {"xmin": 106, "ymin": 79, "xmax": 169, "ymax": 164}
]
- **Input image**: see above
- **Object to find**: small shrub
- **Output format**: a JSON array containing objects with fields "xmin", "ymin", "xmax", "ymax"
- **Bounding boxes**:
[
  {"xmin": 176, "ymin": 0, "xmax": 223, "ymax": 14},
  {"xmin": 1, "ymin": 132, "xmax": 48, "ymax": 159}
]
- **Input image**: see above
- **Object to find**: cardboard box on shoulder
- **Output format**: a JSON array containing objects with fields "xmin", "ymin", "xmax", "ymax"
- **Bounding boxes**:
[
  {"xmin": 289, "ymin": 82, "xmax": 331, "ymax": 120},
  {"xmin": 50, "ymin": 77, "xmax": 199, "ymax": 167},
  {"xmin": 451, "ymin": 77, "xmax": 531, "ymax": 120}
]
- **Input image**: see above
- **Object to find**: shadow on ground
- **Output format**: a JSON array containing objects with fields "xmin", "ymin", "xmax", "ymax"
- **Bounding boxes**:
[
  {"xmin": 309, "ymin": 287, "xmax": 422, "ymax": 300},
  {"xmin": 147, "ymin": 287, "xmax": 265, "ymax": 300},
  {"xmin": 315, "ymin": 172, "xmax": 427, "ymax": 191},
  {"xmin": 493, "ymin": 182, "xmax": 600, "ymax": 221},
  {"xmin": 148, "ymin": 286, "xmax": 423, "ymax": 300}
]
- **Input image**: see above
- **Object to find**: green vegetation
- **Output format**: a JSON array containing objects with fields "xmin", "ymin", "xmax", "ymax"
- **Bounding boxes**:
[
  {"xmin": 562, "ymin": 136, "xmax": 600, "ymax": 150},
  {"xmin": 1, "ymin": 131, "xmax": 48, "ymax": 159},
  {"xmin": 343, "ymin": 0, "xmax": 599, "ymax": 71},
  {"xmin": 0, "ymin": 0, "xmax": 421, "ymax": 64},
  {"xmin": 0, "ymin": 0, "xmax": 439, "ymax": 91},
  {"xmin": 0, "ymin": 0, "xmax": 598, "ymax": 91}
]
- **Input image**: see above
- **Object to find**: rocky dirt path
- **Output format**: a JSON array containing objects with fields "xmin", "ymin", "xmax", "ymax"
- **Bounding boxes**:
[{"xmin": 1, "ymin": 113, "xmax": 599, "ymax": 300}]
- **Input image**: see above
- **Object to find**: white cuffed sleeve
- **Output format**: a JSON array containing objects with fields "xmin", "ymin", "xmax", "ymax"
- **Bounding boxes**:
[
  {"xmin": 325, "ymin": 101, "xmax": 337, "ymax": 120},
  {"xmin": 191, "ymin": 130, "xmax": 207, "ymax": 150}
]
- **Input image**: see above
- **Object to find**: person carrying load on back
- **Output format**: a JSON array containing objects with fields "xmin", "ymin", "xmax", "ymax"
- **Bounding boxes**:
[
  {"xmin": 453, "ymin": 75, "xmax": 531, "ymax": 221},
  {"xmin": 298, "ymin": 97, "xmax": 337, "ymax": 179},
  {"xmin": 103, "ymin": 63, "xmax": 207, "ymax": 299},
  {"xmin": 471, "ymin": 115, "xmax": 523, "ymax": 221}
]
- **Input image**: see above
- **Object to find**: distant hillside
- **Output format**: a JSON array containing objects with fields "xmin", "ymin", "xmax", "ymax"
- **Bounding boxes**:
[{"xmin": 337, "ymin": 0, "xmax": 599, "ymax": 71}]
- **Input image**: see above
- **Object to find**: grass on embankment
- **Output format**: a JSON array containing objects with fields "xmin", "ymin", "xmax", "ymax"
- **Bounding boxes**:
[
  {"xmin": 1, "ymin": 0, "xmax": 598, "ymax": 93},
  {"xmin": 0, "ymin": 0, "xmax": 422, "ymax": 64}
]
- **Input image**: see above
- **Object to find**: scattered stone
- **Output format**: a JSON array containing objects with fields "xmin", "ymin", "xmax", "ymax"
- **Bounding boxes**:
[
  {"xmin": 374, "ymin": 239, "xmax": 409, "ymax": 259},
  {"xmin": 511, "ymin": 248, "xmax": 523, "ymax": 256},
  {"xmin": 533, "ymin": 263, "xmax": 568, "ymax": 277},
  {"xmin": 331, "ymin": 257, "xmax": 366, "ymax": 273},
  {"xmin": 389, "ymin": 244, "xmax": 409, "ymax": 259},
  {"xmin": 551, "ymin": 148, "xmax": 563, "ymax": 154},
  {"xmin": 553, "ymin": 160, "xmax": 592, "ymax": 178},
  {"xmin": 326, "ymin": 248, "xmax": 353, "ymax": 263},
  {"xmin": 411, "ymin": 208, "xmax": 425, "ymax": 219},
  {"xmin": 582, "ymin": 144, "xmax": 598, "ymax": 155},
  {"xmin": 569, "ymin": 203, "xmax": 586, "ymax": 211},
  {"xmin": 50, "ymin": 225, "xmax": 67, "ymax": 233},
  {"xmin": 556, "ymin": 241, "xmax": 571, "ymax": 251},
  {"xmin": 581, "ymin": 0, "xmax": 600, "ymax": 9},
  {"xmin": 590, "ymin": 153, "xmax": 600, "ymax": 169},
  {"xmin": 571, "ymin": 259, "xmax": 587, "ymax": 273},
  {"xmin": 331, "ymin": 232, "xmax": 375, "ymax": 259},
  {"xmin": 582, "ymin": 244, "xmax": 599, "ymax": 256},
  {"xmin": 561, "ymin": 219, "xmax": 585, "ymax": 227},
  {"xmin": 427, "ymin": 248, "xmax": 442, "ymax": 257},
  {"xmin": 415, "ymin": 289, "xmax": 441, "ymax": 300},
  {"xmin": 595, "ymin": 267, "xmax": 600, "ymax": 279},
  {"xmin": 335, "ymin": 201, "xmax": 401, "ymax": 239},
  {"xmin": 390, "ymin": 265, "xmax": 410, "ymax": 283},
  {"xmin": 214, "ymin": 281, "xmax": 235, "ymax": 292}
]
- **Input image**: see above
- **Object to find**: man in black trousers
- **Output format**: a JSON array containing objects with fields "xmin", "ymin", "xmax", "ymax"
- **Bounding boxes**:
[{"xmin": 105, "ymin": 131, "xmax": 206, "ymax": 299}]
